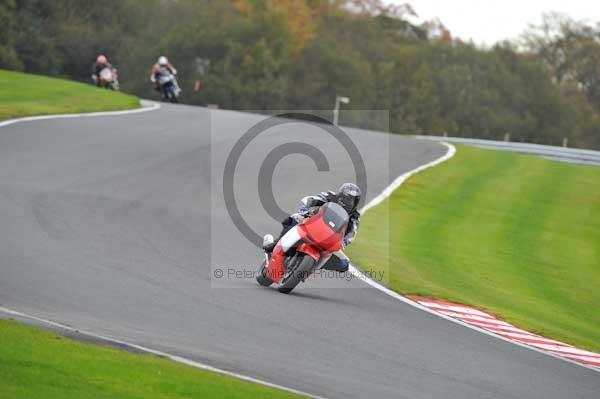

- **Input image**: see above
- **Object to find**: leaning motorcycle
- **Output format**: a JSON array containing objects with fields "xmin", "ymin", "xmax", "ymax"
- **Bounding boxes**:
[
  {"xmin": 158, "ymin": 72, "xmax": 181, "ymax": 103},
  {"xmin": 97, "ymin": 67, "xmax": 119, "ymax": 90},
  {"xmin": 257, "ymin": 202, "xmax": 349, "ymax": 294}
]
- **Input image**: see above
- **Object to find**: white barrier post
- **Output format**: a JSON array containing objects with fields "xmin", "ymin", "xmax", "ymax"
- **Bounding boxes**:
[{"xmin": 333, "ymin": 96, "xmax": 350, "ymax": 126}]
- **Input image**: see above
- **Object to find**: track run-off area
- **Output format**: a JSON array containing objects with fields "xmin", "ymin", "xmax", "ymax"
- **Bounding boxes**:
[{"xmin": 1, "ymin": 103, "xmax": 599, "ymax": 399}]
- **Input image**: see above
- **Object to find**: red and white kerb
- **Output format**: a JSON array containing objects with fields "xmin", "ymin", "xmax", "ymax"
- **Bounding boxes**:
[{"xmin": 410, "ymin": 296, "xmax": 600, "ymax": 369}]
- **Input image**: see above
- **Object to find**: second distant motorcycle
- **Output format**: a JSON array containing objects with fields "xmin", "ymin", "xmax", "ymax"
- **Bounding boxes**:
[{"xmin": 151, "ymin": 56, "xmax": 181, "ymax": 103}]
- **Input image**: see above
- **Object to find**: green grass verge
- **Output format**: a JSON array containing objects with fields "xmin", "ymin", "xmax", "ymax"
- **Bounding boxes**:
[
  {"xmin": 0, "ymin": 319, "xmax": 305, "ymax": 399},
  {"xmin": 0, "ymin": 69, "xmax": 140, "ymax": 120},
  {"xmin": 347, "ymin": 145, "xmax": 600, "ymax": 352}
]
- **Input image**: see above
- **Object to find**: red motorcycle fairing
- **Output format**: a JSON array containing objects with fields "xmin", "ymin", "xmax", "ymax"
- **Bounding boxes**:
[
  {"xmin": 295, "ymin": 242, "xmax": 319, "ymax": 261},
  {"xmin": 266, "ymin": 204, "xmax": 348, "ymax": 284},
  {"xmin": 266, "ymin": 244, "xmax": 287, "ymax": 283},
  {"xmin": 297, "ymin": 208, "xmax": 346, "ymax": 253}
]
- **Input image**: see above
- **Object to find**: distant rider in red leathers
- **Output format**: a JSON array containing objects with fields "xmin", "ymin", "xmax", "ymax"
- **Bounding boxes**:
[{"xmin": 91, "ymin": 55, "xmax": 114, "ymax": 86}]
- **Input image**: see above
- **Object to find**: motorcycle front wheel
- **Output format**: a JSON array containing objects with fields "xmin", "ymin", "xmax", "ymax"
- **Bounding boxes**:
[
  {"xmin": 256, "ymin": 260, "xmax": 273, "ymax": 287},
  {"xmin": 278, "ymin": 253, "xmax": 315, "ymax": 294}
]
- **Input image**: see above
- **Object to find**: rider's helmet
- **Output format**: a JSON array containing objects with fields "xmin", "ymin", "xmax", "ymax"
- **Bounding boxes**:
[
  {"xmin": 337, "ymin": 183, "xmax": 361, "ymax": 214},
  {"xmin": 97, "ymin": 55, "xmax": 107, "ymax": 65},
  {"xmin": 158, "ymin": 56, "xmax": 168, "ymax": 66}
]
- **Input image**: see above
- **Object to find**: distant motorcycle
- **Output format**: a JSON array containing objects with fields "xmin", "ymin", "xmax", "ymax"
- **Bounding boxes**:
[
  {"xmin": 257, "ymin": 202, "xmax": 350, "ymax": 294},
  {"xmin": 95, "ymin": 67, "xmax": 119, "ymax": 90},
  {"xmin": 157, "ymin": 70, "xmax": 181, "ymax": 103}
]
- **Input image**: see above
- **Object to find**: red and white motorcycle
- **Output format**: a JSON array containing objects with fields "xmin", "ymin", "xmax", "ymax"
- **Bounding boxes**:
[
  {"xmin": 256, "ymin": 202, "xmax": 350, "ymax": 294},
  {"xmin": 96, "ymin": 67, "xmax": 119, "ymax": 90}
]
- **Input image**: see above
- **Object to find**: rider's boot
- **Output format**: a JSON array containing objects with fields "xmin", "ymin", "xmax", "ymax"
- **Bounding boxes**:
[
  {"xmin": 262, "ymin": 234, "xmax": 275, "ymax": 253},
  {"xmin": 321, "ymin": 255, "xmax": 350, "ymax": 272}
]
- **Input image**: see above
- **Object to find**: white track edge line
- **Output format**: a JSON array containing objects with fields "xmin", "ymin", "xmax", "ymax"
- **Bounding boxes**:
[
  {"xmin": 0, "ymin": 101, "xmax": 328, "ymax": 398},
  {"xmin": 2, "ymin": 136, "xmax": 596, "ymax": 385},
  {"xmin": 351, "ymin": 141, "xmax": 600, "ymax": 374},
  {"xmin": 0, "ymin": 306, "xmax": 326, "ymax": 399},
  {"xmin": 0, "ymin": 100, "xmax": 160, "ymax": 128}
]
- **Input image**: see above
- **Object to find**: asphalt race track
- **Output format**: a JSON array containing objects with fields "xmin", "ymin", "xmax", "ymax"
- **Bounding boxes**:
[{"xmin": 1, "ymin": 104, "xmax": 598, "ymax": 398}]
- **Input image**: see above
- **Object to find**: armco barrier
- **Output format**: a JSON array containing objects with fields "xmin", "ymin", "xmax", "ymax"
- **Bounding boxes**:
[{"xmin": 414, "ymin": 135, "xmax": 600, "ymax": 167}]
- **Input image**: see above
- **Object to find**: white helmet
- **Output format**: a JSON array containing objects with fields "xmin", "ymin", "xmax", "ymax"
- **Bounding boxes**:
[{"xmin": 158, "ymin": 56, "xmax": 168, "ymax": 66}]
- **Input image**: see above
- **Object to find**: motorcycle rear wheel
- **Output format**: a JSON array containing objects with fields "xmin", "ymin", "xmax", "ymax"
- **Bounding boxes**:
[{"xmin": 278, "ymin": 254, "xmax": 315, "ymax": 294}]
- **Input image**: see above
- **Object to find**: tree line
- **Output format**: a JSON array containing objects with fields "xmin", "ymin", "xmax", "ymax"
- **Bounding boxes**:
[{"xmin": 1, "ymin": 0, "xmax": 599, "ymax": 149}]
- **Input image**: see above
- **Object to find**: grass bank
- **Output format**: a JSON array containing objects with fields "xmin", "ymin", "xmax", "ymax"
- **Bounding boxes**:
[
  {"xmin": 0, "ymin": 69, "xmax": 139, "ymax": 120},
  {"xmin": 348, "ymin": 145, "xmax": 600, "ymax": 352},
  {"xmin": 0, "ymin": 319, "xmax": 305, "ymax": 399}
]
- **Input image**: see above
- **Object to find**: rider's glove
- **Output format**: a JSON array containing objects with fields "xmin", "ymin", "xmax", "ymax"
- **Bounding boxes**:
[
  {"xmin": 298, "ymin": 206, "xmax": 310, "ymax": 216},
  {"xmin": 343, "ymin": 237, "xmax": 351, "ymax": 248}
]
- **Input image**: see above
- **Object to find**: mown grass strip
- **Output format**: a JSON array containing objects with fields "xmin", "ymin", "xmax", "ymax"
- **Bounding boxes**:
[
  {"xmin": 0, "ymin": 69, "xmax": 139, "ymax": 120},
  {"xmin": 348, "ymin": 145, "xmax": 600, "ymax": 352},
  {"xmin": 0, "ymin": 319, "xmax": 306, "ymax": 399}
]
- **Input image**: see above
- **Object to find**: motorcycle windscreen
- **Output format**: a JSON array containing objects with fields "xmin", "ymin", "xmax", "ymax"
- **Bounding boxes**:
[
  {"xmin": 99, "ymin": 68, "xmax": 113, "ymax": 81},
  {"xmin": 159, "ymin": 75, "xmax": 174, "ymax": 84},
  {"xmin": 299, "ymin": 203, "xmax": 348, "ymax": 251},
  {"xmin": 321, "ymin": 202, "xmax": 349, "ymax": 233}
]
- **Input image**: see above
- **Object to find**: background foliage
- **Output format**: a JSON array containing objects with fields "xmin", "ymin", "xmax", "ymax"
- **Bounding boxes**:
[{"xmin": 2, "ymin": 0, "xmax": 599, "ymax": 149}]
